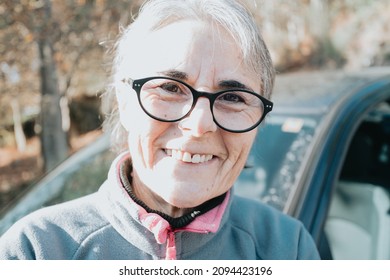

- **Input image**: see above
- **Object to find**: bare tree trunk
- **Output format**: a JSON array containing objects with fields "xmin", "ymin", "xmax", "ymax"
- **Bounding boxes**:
[
  {"xmin": 38, "ymin": 0, "xmax": 68, "ymax": 172},
  {"xmin": 11, "ymin": 98, "xmax": 26, "ymax": 152}
]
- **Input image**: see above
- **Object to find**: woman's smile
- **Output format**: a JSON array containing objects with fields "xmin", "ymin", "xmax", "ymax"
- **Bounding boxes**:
[{"xmin": 164, "ymin": 148, "xmax": 214, "ymax": 164}]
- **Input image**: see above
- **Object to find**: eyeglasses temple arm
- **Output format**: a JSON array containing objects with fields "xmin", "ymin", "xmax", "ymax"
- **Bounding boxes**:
[{"xmin": 121, "ymin": 78, "xmax": 134, "ymax": 86}]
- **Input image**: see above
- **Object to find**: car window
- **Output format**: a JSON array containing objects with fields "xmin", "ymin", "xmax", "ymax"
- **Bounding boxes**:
[
  {"xmin": 0, "ymin": 135, "xmax": 114, "ymax": 235},
  {"xmin": 42, "ymin": 149, "xmax": 115, "ymax": 207},
  {"xmin": 236, "ymin": 115, "xmax": 318, "ymax": 211},
  {"xmin": 325, "ymin": 100, "xmax": 390, "ymax": 259}
]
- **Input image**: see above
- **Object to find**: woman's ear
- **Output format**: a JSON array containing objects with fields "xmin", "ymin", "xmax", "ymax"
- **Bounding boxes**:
[{"xmin": 115, "ymin": 87, "xmax": 131, "ymax": 132}]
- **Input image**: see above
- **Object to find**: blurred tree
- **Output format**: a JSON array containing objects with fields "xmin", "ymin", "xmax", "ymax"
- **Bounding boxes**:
[
  {"xmin": 0, "ymin": 0, "xmax": 140, "ymax": 172},
  {"xmin": 36, "ymin": 0, "xmax": 68, "ymax": 171}
]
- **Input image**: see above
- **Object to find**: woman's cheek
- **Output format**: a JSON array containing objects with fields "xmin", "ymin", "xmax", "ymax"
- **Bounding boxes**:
[{"xmin": 131, "ymin": 119, "xmax": 170, "ymax": 170}]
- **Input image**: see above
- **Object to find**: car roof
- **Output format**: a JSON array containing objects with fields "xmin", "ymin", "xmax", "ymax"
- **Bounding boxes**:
[{"xmin": 271, "ymin": 67, "xmax": 390, "ymax": 114}]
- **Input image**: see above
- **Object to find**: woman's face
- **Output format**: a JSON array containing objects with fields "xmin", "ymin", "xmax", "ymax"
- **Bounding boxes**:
[{"xmin": 117, "ymin": 20, "xmax": 260, "ymax": 213}]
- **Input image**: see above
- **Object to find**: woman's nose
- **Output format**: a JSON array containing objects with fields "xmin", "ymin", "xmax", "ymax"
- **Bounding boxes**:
[{"xmin": 178, "ymin": 97, "xmax": 218, "ymax": 137}]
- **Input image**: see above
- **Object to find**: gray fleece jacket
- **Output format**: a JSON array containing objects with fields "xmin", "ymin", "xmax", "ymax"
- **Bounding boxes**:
[{"xmin": 0, "ymin": 153, "xmax": 320, "ymax": 260}]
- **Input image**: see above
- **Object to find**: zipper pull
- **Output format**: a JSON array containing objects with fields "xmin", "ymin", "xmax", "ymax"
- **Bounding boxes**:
[{"xmin": 165, "ymin": 231, "xmax": 177, "ymax": 260}]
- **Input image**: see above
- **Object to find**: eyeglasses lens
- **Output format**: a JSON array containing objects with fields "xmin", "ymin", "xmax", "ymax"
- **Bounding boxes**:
[{"xmin": 138, "ymin": 78, "xmax": 264, "ymax": 132}]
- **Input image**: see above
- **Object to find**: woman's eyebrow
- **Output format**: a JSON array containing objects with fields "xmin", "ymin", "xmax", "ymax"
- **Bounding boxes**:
[
  {"xmin": 159, "ymin": 70, "xmax": 253, "ymax": 91},
  {"xmin": 218, "ymin": 80, "xmax": 253, "ymax": 91},
  {"xmin": 160, "ymin": 70, "xmax": 188, "ymax": 80}
]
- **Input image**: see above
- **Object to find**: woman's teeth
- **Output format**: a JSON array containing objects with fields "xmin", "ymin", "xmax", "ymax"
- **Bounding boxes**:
[{"xmin": 165, "ymin": 149, "xmax": 213, "ymax": 163}]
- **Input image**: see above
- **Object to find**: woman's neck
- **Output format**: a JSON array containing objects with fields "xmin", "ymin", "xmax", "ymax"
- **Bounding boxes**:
[
  {"xmin": 131, "ymin": 172, "xmax": 193, "ymax": 218},
  {"xmin": 119, "ymin": 158, "xmax": 226, "ymax": 228}
]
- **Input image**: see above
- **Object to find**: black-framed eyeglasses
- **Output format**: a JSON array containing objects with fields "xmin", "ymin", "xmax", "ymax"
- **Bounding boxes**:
[{"xmin": 121, "ymin": 76, "xmax": 273, "ymax": 133}]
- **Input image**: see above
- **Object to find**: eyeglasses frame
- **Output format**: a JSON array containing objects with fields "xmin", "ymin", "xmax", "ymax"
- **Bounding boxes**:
[{"xmin": 121, "ymin": 76, "xmax": 273, "ymax": 133}]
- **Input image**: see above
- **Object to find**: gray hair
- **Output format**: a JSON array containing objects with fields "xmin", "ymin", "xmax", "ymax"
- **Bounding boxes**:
[{"xmin": 103, "ymin": 0, "xmax": 275, "ymax": 153}]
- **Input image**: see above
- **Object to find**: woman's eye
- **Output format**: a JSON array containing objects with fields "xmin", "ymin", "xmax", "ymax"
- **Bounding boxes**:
[
  {"xmin": 160, "ymin": 83, "xmax": 180, "ymax": 93},
  {"xmin": 220, "ymin": 93, "xmax": 245, "ymax": 103}
]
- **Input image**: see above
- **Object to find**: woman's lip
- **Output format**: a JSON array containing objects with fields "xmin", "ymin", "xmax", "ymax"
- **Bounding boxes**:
[{"xmin": 164, "ymin": 148, "xmax": 214, "ymax": 163}]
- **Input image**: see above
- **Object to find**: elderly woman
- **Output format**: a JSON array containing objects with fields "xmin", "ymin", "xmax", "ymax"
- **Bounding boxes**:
[{"xmin": 0, "ymin": 0, "xmax": 320, "ymax": 260}]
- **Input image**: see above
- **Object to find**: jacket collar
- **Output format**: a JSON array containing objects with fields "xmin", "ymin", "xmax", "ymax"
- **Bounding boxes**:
[{"xmin": 97, "ymin": 152, "xmax": 232, "ymax": 259}]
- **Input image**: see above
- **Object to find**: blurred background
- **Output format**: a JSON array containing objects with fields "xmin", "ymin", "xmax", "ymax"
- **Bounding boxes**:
[{"xmin": 0, "ymin": 0, "xmax": 389, "ymax": 209}]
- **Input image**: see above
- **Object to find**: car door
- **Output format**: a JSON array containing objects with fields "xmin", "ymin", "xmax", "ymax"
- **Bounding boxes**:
[
  {"xmin": 325, "ymin": 98, "xmax": 390, "ymax": 260},
  {"xmin": 293, "ymin": 73, "xmax": 390, "ymax": 259}
]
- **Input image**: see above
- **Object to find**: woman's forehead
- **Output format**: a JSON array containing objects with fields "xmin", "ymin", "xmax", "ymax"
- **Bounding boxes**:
[
  {"xmin": 122, "ymin": 20, "xmax": 235, "ymax": 67},
  {"xmin": 118, "ymin": 20, "xmax": 258, "ymax": 90}
]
